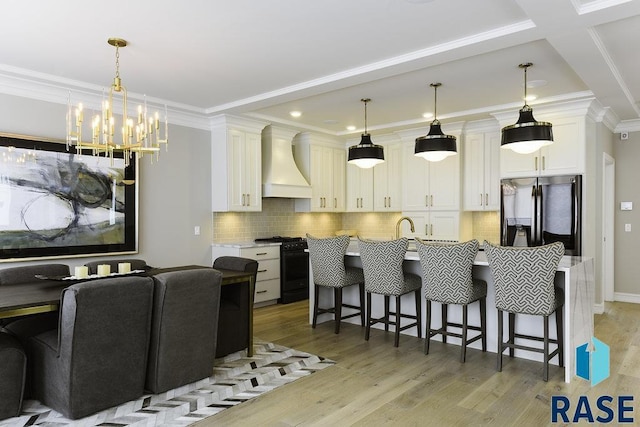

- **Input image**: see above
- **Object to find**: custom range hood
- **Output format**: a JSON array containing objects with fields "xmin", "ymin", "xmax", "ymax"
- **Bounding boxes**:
[{"xmin": 261, "ymin": 125, "xmax": 312, "ymax": 198}]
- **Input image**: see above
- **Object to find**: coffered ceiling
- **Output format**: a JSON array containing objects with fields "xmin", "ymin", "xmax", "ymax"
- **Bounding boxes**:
[{"xmin": 1, "ymin": 0, "xmax": 639, "ymax": 135}]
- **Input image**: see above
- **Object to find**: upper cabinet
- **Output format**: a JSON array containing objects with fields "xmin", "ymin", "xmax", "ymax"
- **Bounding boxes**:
[
  {"xmin": 373, "ymin": 142, "xmax": 402, "ymax": 211},
  {"xmin": 401, "ymin": 139, "xmax": 460, "ymax": 211},
  {"xmin": 211, "ymin": 116, "xmax": 266, "ymax": 212},
  {"xmin": 463, "ymin": 125, "xmax": 500, "ymax": 211},
  {"xmin": 294, "ymin": 133, "xmax": 345, "ymax": 212},
  {"xmin": 497, "ymin": 104, "xmax": 589, "ymax": 178},
  {"xmin": 346, "ymin": 163, "xmax": 373, "ymax": 212}
]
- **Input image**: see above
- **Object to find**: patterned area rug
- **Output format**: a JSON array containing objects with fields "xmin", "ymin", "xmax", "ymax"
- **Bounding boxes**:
[{"xmin": 2, "ymin": 341, "xmax": 335, "ymax": 427}]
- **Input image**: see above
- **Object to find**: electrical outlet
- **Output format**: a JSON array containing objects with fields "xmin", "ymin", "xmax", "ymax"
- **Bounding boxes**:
[
  {"xmin": 194, "ymin": 226, "xmax": 201, "ymax": 236},
  {"xmin": 621, "ymin": 131, "xmax": 629, "ymax": 140},
  {"xmin": 625, "ymin": 224, "xmax": 631, "ymax": 232}
]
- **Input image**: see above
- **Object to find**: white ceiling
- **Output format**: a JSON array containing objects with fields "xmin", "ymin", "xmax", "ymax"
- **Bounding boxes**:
[{"xmin": 1, "ymin": 0, "xmax": 639, "ymax": 136}]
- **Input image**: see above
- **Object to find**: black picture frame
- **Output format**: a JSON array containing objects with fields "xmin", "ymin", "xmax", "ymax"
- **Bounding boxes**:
[{"xmin": 0, "ymin": 134, "xmax": 138, "ymax": 260}]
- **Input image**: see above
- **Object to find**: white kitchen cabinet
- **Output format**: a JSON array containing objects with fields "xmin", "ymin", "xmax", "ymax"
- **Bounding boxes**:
[
  {"xmin": 346, "ymin": 163, "xmax": 373, "ymax": 211},
  {"xmin": 500, "ymin": 115, "xmax": 585, "ymax": 178},
  {"xmin": 211, "ymin": 244, "xmax": 281, "ymax": 304},
  {"xmin": 211, "ymin": 116, "xmax": 266, "ymax": 212},
  {"xmin": 373, "ymin": 143, "xmax": 402, "ymax": 211},
  {"xmin": 399, "ymin": 211, "xmax": 461, "ymax": 242},
  {"xmin": 294, "ymin": 133, "xmax": 346, "ymax": 212},
  {"xmin": 463, "ymin": 131, "xmax": 500, "ymax": 211},
  {"xmin": 401, "ymin": 142, "xmax": 459, "ymax": 211}
]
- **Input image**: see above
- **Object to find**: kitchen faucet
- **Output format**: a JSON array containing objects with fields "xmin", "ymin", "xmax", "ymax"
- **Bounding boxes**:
[{"xmin": 395, "ymin": 216, "xmax": 415, "ymax": 239}]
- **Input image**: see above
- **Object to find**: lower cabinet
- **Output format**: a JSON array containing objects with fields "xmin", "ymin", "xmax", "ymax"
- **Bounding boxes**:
[{"xmin": 211, "ymin": 244, "xmax": 281, "ymax": 304}]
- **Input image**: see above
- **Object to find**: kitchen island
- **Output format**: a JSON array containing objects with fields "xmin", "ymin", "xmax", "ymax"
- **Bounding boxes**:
[{"xmin": 308, "ymin": 241, "xmax": 595, "ymax": 383}]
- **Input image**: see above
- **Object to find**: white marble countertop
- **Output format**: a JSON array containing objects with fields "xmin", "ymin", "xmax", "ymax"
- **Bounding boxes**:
[{"xmin": 212, "ymin": 241, "xmax": 281, "ymax": 249}]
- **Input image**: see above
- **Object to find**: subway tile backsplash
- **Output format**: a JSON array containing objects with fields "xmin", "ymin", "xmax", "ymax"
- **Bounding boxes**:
[{"xmin": 213, "ymin": 199, "xmax": 500, "ymax": 243}]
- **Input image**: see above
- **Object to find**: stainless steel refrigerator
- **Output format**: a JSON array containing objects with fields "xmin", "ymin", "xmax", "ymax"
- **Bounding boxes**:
[{"xmin": 500, "ymin": 175, "xmax": 581, "ymax": 256}]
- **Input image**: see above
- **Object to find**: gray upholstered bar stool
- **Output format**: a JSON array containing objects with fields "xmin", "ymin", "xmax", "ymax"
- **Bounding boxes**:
[
  {"xmin": 484, "ymin": 241, "xmax": 565, "ymax": 381},
  {"xmin": 415, "ymin": 238, "xmax": 487, "ymax": 363},
  {"xmin": 306, "ymin": 234, "xmax": 365, "ymax": 334},
  {"xmin": 358, "ymin": 237, "xmax": 422, "ymax": 347}
]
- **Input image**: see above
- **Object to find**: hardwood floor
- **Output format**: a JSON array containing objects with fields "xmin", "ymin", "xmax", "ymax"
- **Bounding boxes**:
[{"xmin": 196, "ymin": 301, "xmax": 640, "ymax": 426}]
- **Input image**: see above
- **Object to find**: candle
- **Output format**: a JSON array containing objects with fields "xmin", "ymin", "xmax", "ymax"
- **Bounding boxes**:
[
  {"xmin": 74, "ymin": 266, "xmax": 89, "ymax": 279},
  {"xmin": 97, "ymin": 264, "xmax": 111, "ymax": 276},
  {"xmin": 118, "ymin": 262, "xmax": 131, "ymax": 274}
]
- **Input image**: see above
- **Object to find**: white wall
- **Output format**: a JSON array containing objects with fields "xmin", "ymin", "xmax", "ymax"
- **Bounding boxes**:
[{"xmin": 0, "ymin": 93, "xmax": 213, "ymax": 270}]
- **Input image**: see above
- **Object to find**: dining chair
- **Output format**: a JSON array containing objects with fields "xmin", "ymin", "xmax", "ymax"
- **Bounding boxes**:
[
  {"xmin": 146, "ymin": 268, "xmax": 222, "ymax": 393},
  {"xmin": 0, "ymin": 331, "xmax": 26, "ymax": 420},
  {"xmin": 415, "ymin": 238, "xmax": 487, "ymax": 362},
  {"xmin": 212, "ymin": 256, "xmax": 258, "ymax": 357},
  {"xmin": 358, "ymin": 237, "xmax": 422, "ymax": 347},
  {"xmin": 484, "ymin": 240, "xmax": 565, "ymax": 381},
  {"xmin": 26, "ymin": 276, "xmax": 154, "ymax": 419},
  {"xmin": 306, "ymin": 234, "xmax": 365, "ymax": 334}
]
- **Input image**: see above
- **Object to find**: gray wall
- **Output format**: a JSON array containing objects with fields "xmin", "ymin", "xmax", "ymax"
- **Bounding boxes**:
[
  {"xmin": 0, "ymin": 93, "xmax": 213, "ymax": 270},
  {"xmin": 613, "ymin": 130, "xmax": 640, "ymax": 296}
]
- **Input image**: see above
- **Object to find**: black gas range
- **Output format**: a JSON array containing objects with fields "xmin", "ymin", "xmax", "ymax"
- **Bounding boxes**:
[{"xmin": 254, "ymin": 236, "xmax": 309, "ymax": 304}]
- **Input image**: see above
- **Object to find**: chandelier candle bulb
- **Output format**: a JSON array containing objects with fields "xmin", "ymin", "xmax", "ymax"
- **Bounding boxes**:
[
  {"xmin": 118, "ymin": 262, "xmax": 131, "ymax": 274},
  {"xmin": 97, "ymin": 264, "xmax": 111, "ymax": 276}
]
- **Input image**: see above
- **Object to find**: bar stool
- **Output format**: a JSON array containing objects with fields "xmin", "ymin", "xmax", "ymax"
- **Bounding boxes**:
[
  {"xmin": 358, "ymin": 237, "xmax": 422, "ymax": 347},
  {"xmin": 415, "ymin": 238, "xmax": 486, "ymax": 362},
  {"xmin": 484, "ymin": 241, "xmax": 565, "ymax": 381},
  {"xmin": 306, "ymin": 234, "xmax": 365, "ymax": 334}
]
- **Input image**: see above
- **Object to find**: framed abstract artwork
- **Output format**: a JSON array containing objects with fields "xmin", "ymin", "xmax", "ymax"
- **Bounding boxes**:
[{"xmin": 0, "ymin": 134, "xmax": 138, "ymax": 260}]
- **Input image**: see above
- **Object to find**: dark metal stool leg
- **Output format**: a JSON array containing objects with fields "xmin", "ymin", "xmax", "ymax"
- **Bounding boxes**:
[
  {"xmin": 556, "ymin": 306, "xmax": 564, "ymax": 367},
  {"xmin": 480, "ymin": 297, "xmax": 487, "ymax": 352},
  {"xmin": 384, "ymin": 296, "xmax": 390, "ymax": 332},
  {"xmin": 441, "ymin": 304, "xmax": 448, "ymax": 343},
  {"xmin": 543, "ymin": 314, "xmax": 550, "ymax": 382},
  {"xmin": 312, "ymin": 284, "xmax": 320, "ymax": 328},
  {"xmin": 359, "ymin": 282, "xmax": 366, "ymax": 327},
  {"xmin": 425, "ymin": 300, "xmax": 432, "ymax": 354},
  {"xmin": 497, "ymin": 309, "xmax": 504, "ymax": 372},
  {"xmin": 334, "ymin": 288, "xmax": 342, "ymax": 334},
  {"xmin": 508, "ymin": 312, "xmax": 516, "ymax": 358},
  {"xmin": 415, "ymin": 289, "xmax": 422, "ymax": 339},
  {"xmin": 365, "ymin": 292, "xmax": 372, "ymax": 341},
  {"xmin": 394, "ymin": 296, "xmax": 401, "ymax": 347},
  {"xmin": 461, "ymin": 304, "xmax": 468, "ymax": 363}
]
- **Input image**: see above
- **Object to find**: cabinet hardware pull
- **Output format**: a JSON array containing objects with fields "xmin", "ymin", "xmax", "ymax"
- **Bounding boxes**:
[
  {"xmin": 256, "ymin": 252, "xmax": 267, "ymax": 255},
  {"xmin": 485, "ymin": 193, "xmax": 488, "ymax": 206},
  {"xmin": 388, "ymin": 196, "xmax": 391, "ymax": 207},
  {"xmin": 430, "ymin": 195, "xmax": 433, "ymax": 207},
  {"xmin": 256, "ymin": 290, "xmax": 267, "ymax": 294},
  {"xmin": 480, "ymin": 194, "xmax": 483, "ymax": 205},
  {"xmin": 246, "ymin": 194, "xmax": 250, "ymax": 206},
  {"xmin": 334, "ymin": 198, "xmax": 337, "ymax": 208},
  {"xmin": 430, "ymin": 224, "xmax": 433, "ymax": 235},
  {"xmin": 425, "ymin": 225, "xmax": 428, "ymax": 235},
  {"xmin": 542, "ymin": 156, "xmax": 546, "ymax": 170},
  {"xmin": 384, "ymin": 197, "xmax": 387, "ymax": 208},
  {"xmin": 535, "ymin": 156, "xmax": 538, "ymax": 171},
  {"xmin": 242, "ymin": 194, "xmax": 245, "ymax": 206},
  {"xmin": 425, "ymin": 195, "xmax": 428, "ymax": 207},
  {"xmin": 257, "ymin": 269, "xmax": 267, "ymax": 273}
]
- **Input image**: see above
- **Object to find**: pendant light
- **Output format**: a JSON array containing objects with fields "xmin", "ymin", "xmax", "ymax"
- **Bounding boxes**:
[
  {"xmin": 348, "ymin": 98, "xmax": 385, "ymax": 168},
  {"xmin": 414, "ymin": 83, "xmax": 456, "ymax": 162},
  {"xmin": 501, "ymin": 63, "xmax": 553, "ymax": 154}
]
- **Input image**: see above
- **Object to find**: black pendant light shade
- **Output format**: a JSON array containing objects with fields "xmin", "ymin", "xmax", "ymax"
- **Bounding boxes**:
[
  {"xmin": 501, "ymin": 63, "xmax": 553, "ymax": 154},
  {"xmin": 348, "ymin": 98, "xmax": 385, "ymax": 168},
  {"xmin": 414, "ymin": 83, "xmax": 457, "ymax": 162}
]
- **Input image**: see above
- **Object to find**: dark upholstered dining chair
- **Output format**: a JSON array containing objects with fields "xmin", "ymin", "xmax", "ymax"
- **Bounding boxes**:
[
  {"xmin": 306, "ymin": 234, "xmax": 365, "ymax": 334},
  {"xmin": 0, "ymin": 331, "xmax": 27, "ymax": 421},
  {"xmin": 484, "ymin": 241, "xmax": 565, "ymax": 381},
  {"xmin": 212, "ymin": 256, "xmax": 258, "ymax": 358},
  {"xmin": 145, "ymin": 268, "xmax": 222, "ymax": 393},
  {"xmin": 26, "ymin": 276, "xmax": 154, "ymax": 419},
  {"xmin": 358, "ymin": 237, "xmax": 422, "ymax": 347},
  {"xmin": 0, "ymin": 263, "xmax": 70, "ymax": 285}
]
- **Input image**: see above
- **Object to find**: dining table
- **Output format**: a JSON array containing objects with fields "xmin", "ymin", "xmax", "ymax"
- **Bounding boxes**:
[{"xmin": 0, "ymin": 265, "xmax": 256, "ymax": 356}]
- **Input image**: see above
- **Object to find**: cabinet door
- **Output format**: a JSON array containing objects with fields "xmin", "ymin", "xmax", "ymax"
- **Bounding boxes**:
[
  {"xmin": 463, "ymin": 133, "xmax": 485, "ymax": 211},
  {"xmin": 331, "ymin": 148, "xmax": 346, "ymax": 211},
  {"xmin": 243, "ymin": 131, "xmax": 262, "ymax": 211},
  {"xmin": 228, "ymin": 129, "xmax": 246, "ymax": 211},
  {"xmin": 428, "ymin": 154, "xmax": 459, "ymax": 210},
  {"xmin": 539, "ymin": 116, "xmax": 584, "ymax": 176},
  {"xmin": 347, "ymin": 163, "xmax": 373, "ymax": 211},
  {"xmin": 374, "ymin": 143, "xmax": 402, "ymax": 211},
  {"xmin": 402, "ymin": 144, "xmax": 429, "ymax": 211},
  {"xmin": 309, "ymin": 145, "xmax": 327, "ymax": 210},
  {"xmin": 429, "ymin": 211, "xmax": 460, "ymax": 241},
  {"xmin": 484, "ymin": 133, "xmax": 501, "ymax": 210},
  {"xmin": 500, "ymin": 145, "xmax": 538, "ymax": 178}
]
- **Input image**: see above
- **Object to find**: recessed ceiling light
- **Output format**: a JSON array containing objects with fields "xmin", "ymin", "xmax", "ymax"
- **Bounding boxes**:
[
  {"xmin": 422, "ymin": 112, "xmax": 434, "ymax": 119},
  {"xmin": 289, "ymin": 111, "xmax": 302, "ymax": 118},
  {"xmin": 346, "ymin": 125, "xmax": 357, "ymax": 131}
]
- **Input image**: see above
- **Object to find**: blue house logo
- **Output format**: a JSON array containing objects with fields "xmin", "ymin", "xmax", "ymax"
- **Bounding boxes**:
[{"xmin": 576, "ymin": 337, "xmax": 610, "ymax": 386}]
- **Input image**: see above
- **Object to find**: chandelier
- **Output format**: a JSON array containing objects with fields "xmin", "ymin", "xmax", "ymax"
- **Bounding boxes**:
[{"xmin": 66, "ymin": 38, "xmax": 168, "ymax": 165}]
